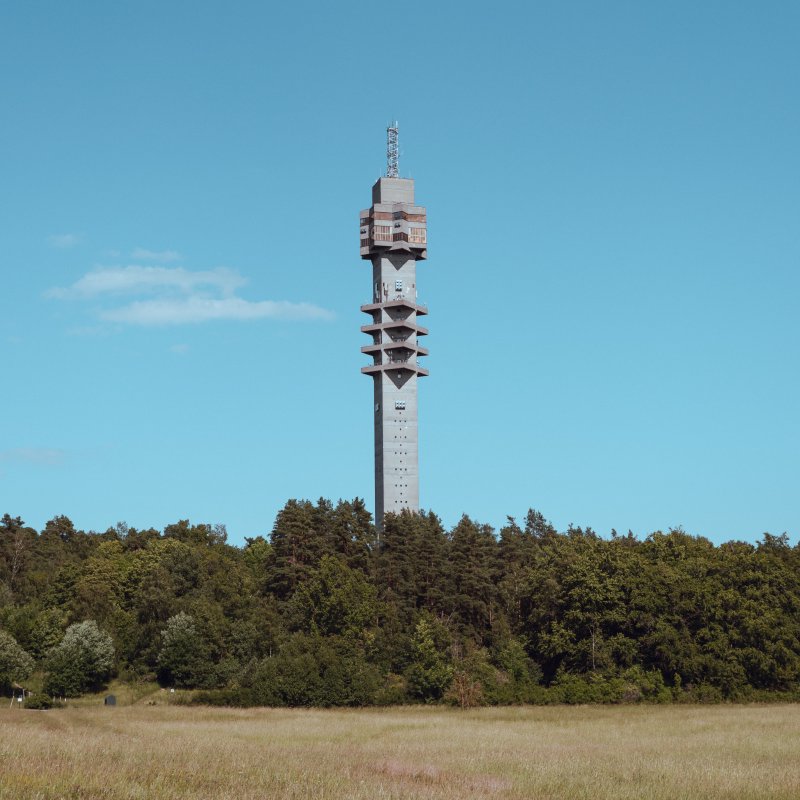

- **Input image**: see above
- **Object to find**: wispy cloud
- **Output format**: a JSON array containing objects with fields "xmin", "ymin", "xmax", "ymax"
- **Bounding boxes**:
[
  {"xmin": 131, "ymin": 247, "xmax": 182, "ymax": 263},
  {"xmin": 48, "ymin": 233, "xmax": 82, "ymax": 249},
  {"xmin": 169, "ymin": 343, "xmax": 190, "ymax": 355},
  {"xmin": 102, "ymin": 297, "xmax": 334, "ymax": 326},
  {"xmin": 0, "ymin": 448, "xmax": 67, "ymax": 467},
  {"xmin": 47, "ymin": 265, "xmax": 245, "ymax": 299},
  {"xmin": 47, "ymin": 264, "xmax": 334, "ymax": 327}
]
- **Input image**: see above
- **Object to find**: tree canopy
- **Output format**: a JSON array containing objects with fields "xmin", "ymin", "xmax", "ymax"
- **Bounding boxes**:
[{"xmin": 2, "ymin": 503, "xmax": 799, "ymax": 705}]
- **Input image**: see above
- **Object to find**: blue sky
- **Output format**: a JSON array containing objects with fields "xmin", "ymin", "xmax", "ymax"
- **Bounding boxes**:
[{"xmin": 2, "ymin": 1, "xmax": 798, "ymax": 544}]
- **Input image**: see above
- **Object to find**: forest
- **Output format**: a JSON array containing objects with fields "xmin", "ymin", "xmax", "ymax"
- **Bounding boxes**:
[{"xmin": 1, "ymin": 501, "xmax": 799, "ymax": 707}]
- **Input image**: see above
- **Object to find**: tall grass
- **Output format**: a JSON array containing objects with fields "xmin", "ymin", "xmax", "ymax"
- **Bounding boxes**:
[{"xmin": 1, "ymin": 704, "xmax": 798, "ymax": 799}]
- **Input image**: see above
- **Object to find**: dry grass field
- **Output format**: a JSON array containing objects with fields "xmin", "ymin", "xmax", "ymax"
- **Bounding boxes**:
[{"xmin": 1, "ymin": 703, "xmax": 799, "ymax": 799}]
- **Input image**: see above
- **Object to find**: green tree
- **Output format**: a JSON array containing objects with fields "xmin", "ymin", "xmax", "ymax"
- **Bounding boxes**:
[
  {"xmin": 446, "ymin": 516, "xmax": 497, "ymax": 642},
  {"xmin": 0, "ymin": 514, "xmax": 31, "ymax": 595},
  {"xmin": 405, "ymin": 615, "xmax": 453, "ymax": 701},
  {"xmin": 70, "ymin": 541, "xmax": 128, "ymax": 626},
  {"xmin": 29, "ymin": 607, "xmax": 67, "ymax": 659},
  {"xmin": 0, "ymin": 629, "xmax": 34, "ymax": 693},
  {"xmin": 291, "ymin": 556, "xmax": 379, "ymax": 638},
  {"xmin": 327, "ymin": 498, "xmax": 375, "ymax": 571},
  {"xmin": 157, "ymin": 611, "xmax": 212, "ymax": 688},
  {"xmin": 267, "ymin": 500, "xmax": 327, "ymax": 600},
  {"xmin": 44, "ymin": 620, "xmax": 114, "ymax": 697},
  {"xmin": 375, "ymin": 511, "xmax": 448, "ymax": 620}
]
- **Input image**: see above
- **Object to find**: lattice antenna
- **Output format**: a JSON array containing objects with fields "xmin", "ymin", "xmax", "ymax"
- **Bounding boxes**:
[{"xmin": 386, "ymin": 122, "xmax": 399, "ymax": 178}]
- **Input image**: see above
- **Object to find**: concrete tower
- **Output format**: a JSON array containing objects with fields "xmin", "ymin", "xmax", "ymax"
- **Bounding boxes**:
[{"xmin": 359, "ymin": 124, "xmax": 428, "ymax": 530}]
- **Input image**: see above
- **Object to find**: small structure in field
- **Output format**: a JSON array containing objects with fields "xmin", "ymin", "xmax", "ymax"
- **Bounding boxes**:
[
  {"xmin": 104, "ymin": 694, "xmax": 116, "ymax": 706},
  {"xmin": 9, "ymin": 682, "xmax": 25, "ymax": 708}
]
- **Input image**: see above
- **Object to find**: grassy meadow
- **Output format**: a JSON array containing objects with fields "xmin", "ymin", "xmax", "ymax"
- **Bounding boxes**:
[{"xmin": 1, "ymin": 703, "xmax": 799, "ymax": 799}]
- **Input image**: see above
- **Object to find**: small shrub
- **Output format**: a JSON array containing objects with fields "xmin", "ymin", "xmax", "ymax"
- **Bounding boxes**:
[
  {"xmin": 620, "ymin": 666, "xmax": 672, "ymax": 703},
  {"xmin": 446, "ymin": 669, "xmax": 484, "ymax": 709},
  {"xmin": 24, "ymin": 694, "xmax": 63, "ymax": 710},
  {"xmin": 192, "ymin": 688, "xmax": 255, "ymax": 707},
  {"xmin": 685, "ymin": 683, "xmax": 724, "ymax": 703},
  {"xmin": 549, "ymin": 673, "xmax": 627, "ymax": 704},
  {"xmin": 373, "ymin": 673, "xmax": 408, "ymax": 706}
]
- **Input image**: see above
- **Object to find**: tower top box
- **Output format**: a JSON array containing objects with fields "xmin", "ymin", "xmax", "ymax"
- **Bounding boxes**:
[{"xmin": 372, "ymin": 178, "xmax": 415, "ymax": 205}]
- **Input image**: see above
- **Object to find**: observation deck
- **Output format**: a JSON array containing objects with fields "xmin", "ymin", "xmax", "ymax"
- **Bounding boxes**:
[
  {"xmin": 361, "ymin": 360, "xmax": 429, "ymax": 377},
  {"xmin": 360, "ymin": 298, "xmax": 428, "ymax": 317},
  {"xmin": 360, "ymin": 320, "xmax": 429, "ymax": 338},
  {"xmin": 359, "ymin": 177, "xmax": 427, "ymax": 261}
]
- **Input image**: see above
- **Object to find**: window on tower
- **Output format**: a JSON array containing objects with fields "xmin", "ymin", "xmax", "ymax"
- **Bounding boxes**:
[
  {"xmin": 373, "ymin": 225, "xmax": 391, "ymax": 241},
  {"xmin": 409, "ymin": 228, "xmax": 427, "ymax": 244}
]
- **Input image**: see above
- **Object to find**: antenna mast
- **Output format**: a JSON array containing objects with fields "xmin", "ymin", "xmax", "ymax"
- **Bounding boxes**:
[{"xmin": 386, "ymin": 122, "xmax": 399, "ymax": 178}]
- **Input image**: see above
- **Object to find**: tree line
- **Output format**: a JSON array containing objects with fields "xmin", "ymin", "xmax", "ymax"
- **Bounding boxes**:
[{"xmin": 1, "ymin": 502, "xmax": 799, "ymax": 706}]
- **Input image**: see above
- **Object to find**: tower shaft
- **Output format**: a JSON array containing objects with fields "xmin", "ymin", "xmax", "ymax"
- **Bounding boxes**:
[{"xmin": 359, "ymin": 176, "xmax": 428, "ymax": 530}]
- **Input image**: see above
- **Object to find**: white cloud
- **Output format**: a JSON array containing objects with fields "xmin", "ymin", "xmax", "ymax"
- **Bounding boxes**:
[
  {"xmin": 47, "ymin": 264, "xmax": 335, "ymax": 327},
  {"xmin": 48, "ymin": 233, "xmax": 82, "ymax": 249},
  {"xmin": 131, "ymin": 248, "xmax": 182, "ymax": 263},
  {"xmin": 0, "ymin": 448, "xmax": 66, "ymax": 467},
  {"xmin": 47, "ymin": 265, "xmax": 246, "ymax": 299},
  {"xmin": 102, "ymin": 297, "xmax": 334, "ymax": 326}
]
